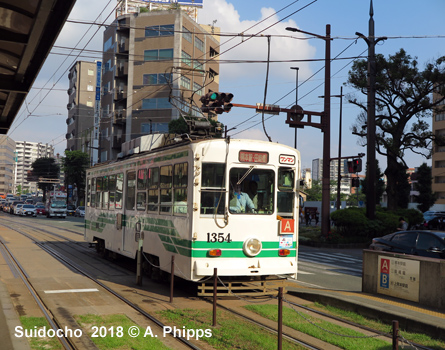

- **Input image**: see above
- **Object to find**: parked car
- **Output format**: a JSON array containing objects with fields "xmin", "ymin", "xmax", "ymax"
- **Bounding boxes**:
[
  {"xmin": 67, "ymin": 204, "xmax": 76, "ymax": 216},
  {"xmin": 35, "ymin": 203, "xmax": 46, "ymax": 216},
  {"xmin": 19, "ymin": 204, "xmax": 37, "ymax": 217},
  {"xmin": 369, "ymin": 230, "xmax": 445, "ymax": 259},
  {"xmin": 75, "ymin": 206, "xmax": 85, "ymax": 217},
  {"xmin": 13, "ymin": 203, "xmax": 24, "ymax": 215}
]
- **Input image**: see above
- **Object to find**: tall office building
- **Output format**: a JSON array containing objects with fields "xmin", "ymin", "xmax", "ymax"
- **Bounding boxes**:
[
  {"xmin": 432, "ymin": 88, "xmax": 445, "ymax": 203},
  {"xmin": 99, "ymin": 8, "xmax": 220, "ymax": 161},
  {"xmin": 312, "ymin": 158, "xmax": 351, "ymax": 194},
  {"xmin": 15, "ymin": 141, "xmax": 55, "ymax": 193},
  {"xmin": 0, "ymin": 135, "xmax": 16, "ymax": 195},
  {"xmin": 66, "ymin": 60, "xmax": 102, "ymax": 166}
]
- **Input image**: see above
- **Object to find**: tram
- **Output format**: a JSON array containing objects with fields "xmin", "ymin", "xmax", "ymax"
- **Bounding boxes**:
[{"xmin": 84, "ymin": 134, "xmax": 300, "ymax": 282}]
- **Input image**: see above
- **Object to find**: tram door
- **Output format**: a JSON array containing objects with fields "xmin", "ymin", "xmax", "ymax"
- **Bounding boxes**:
[{"xmin": 122, "ymin": 171, "xmax": 136, "ymax": 253}]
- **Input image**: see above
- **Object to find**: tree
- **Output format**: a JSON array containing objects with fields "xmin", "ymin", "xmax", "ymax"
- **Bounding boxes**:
[
  {"xmin": 360, "ymin": 160, "xmax": 386, "ymax": 206},
  {"xmin": 62, "ymin": 150, "xmax": 90, "ymax": 206},
  {"xmin": 414, "ymin": 163, "xmax": 437, "ymax": 212},
  {"xmin": 305, "ymin": 180, "xmax": 322, "ymax": 201},
  {"xmin": 347, "ymin": 49, "xmax": 445, "ymax": 210},
  {"xmin": 31, "ymin": 157, "xmax": 60, "ymax": 202},
  {"xmin": 395, "ymin": 163, "xmax": 411, "ymax": 209}
]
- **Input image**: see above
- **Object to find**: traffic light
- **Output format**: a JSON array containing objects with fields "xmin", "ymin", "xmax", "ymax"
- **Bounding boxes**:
[
  {"xmin": 200, "ymin": 91, "xmax": 219, "ymax": 113},
  {"xmin": 351, "ymin": 178, "xmax": 360, "ymax": 188},
  {"xmin": 352, "ymin": 159, "xmax": 362, "ymax": 173},
  {"xmin": 200, "ymin": 91, "xmax": 234, "ymax": 114},
  {"xmin": 347, "ymin": 159, "xmax": 362, "ymax": 173}
]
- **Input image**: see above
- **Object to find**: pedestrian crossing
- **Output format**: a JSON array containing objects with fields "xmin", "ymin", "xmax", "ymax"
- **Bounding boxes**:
[{"xmin": 297, "ymin": 251, "xmax": 363, "ymax": 277}]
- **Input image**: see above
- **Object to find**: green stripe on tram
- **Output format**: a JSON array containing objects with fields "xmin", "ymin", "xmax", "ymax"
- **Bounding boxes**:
[{"xmin": 191, "ymin": 249, "xmax": 297, "ymax": 258}]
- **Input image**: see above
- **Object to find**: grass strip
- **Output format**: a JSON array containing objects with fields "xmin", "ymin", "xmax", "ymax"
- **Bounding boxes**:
[
  {"xmin": 245, "ymin": 304, "xmax": 392, "ymax": 350},
  {"xmin": 310, "ymin": 302, "xmax": 445, "ymax": 350},
  {"xmin": 19, "ymin": 316, "xmax": 63, "ymax": 350},
  {"xmin": 157, "ymin": 308, "xmax": 305, "ymax": 350},
  {"xmin": 75, "ymin": 314, "xmax": 170, "ymax": 350}
]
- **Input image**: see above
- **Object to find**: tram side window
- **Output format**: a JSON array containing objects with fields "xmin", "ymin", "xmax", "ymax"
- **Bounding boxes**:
[
  {"xmin": 201, "ymin": 163, "xmax": 226, "ymax": 215},
  {"xmin": 147, "ymin": 167, "xmax": 159, "ymax": 212},
  {"xmin": 108, "ymin": 175, "xmax": 116, "ymax": 210},
  {"xmin": 173, "ymin": 162, "xmax": 188, "ymax": 214},
  {"xmin": 102, "ymin": 176, "xmax": 109, "ymax": 209},
  {"xmin": 87, "ymin": 178, "xmax": 91, "ymax": 207},
  {"xmin": 126, "ymin": 172, "xmax": 136, "ymax": 210},
  {"xmin": 277, "ymin": 167, "xmax": 295, "ymax": 218},
  {"xmin": 115, "ymin": 173, "xmax": 123, "ymax": 209},
  {"xmin": 137, "ymin": 169, "xmax": 147, "ymax": 211},
  {"xmin": 91, "ymin": 178, "xmax": 96, "ymax": 208},
  {"xmin": 160, "ymin": 165, "xmax": 172, "ymax": 213},
  {"xmin": 96, "ymin": 177, "xmax": 103, "ymax": 208}
]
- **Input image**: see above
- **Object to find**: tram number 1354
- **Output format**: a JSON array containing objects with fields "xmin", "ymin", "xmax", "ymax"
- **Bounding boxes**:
[{"xmin": 207, "ymin": 232, "xmax": 232, "ymax": 243}]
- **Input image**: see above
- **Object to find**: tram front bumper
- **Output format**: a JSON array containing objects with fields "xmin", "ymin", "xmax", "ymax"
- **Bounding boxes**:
[{"xmin": 193, "ymin": 258, "xmax": 296, "ymax": 278}]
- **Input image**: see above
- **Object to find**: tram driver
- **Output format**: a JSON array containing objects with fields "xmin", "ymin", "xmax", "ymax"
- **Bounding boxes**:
[{"xmin": 229, "ymin": 182, "xmax": 256, "ymax": 214}]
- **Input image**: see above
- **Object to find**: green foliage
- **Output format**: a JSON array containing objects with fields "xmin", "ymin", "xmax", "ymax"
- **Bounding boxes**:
[
  {"xmin": 347, "ymin": 49, "xmax": 445, "ymax": 210},
  {"xmin": 305, "ymin": 180, "xmax": 322, "ymax": 201},
  {"xmin": 360, "ymin": 159, "xmax": 386, "ymax": 205},
  {"xmin": 31, "ymin": 157, "xmax": 60, "ymax": 201},
  {"xmin": 395, "ymin": 164, "xmax": 411, "ymax": 209},
  {"xmin": 62, "ymin": 150, "xmax": 90, "ymax": 205},
  {"xmin": 168, "ymin": 117, "xmax": 188, "ymax": 134},
  {"xmin": 331, "ymin": 207, "xmax": 424, "ymax": 241},
  {"xmin": 415, "ymin": 163, "xmax": 437, "ymax": 212}
]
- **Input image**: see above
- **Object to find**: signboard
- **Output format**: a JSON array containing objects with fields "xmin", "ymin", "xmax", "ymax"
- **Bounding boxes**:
[
  {"xmin": 141, "ymin": 0, "xmax": 203, "ymax": 7},
  {"xmin": 280, "ymin": 219, "xmax": 295, "ymax": 234},
  {"xmin": 279, "ymin": 234, "xmax": 293, "ymax": 249},
  {"xmin": 377, "ymin": 256, "xmax": 420, "ymax": 302}
]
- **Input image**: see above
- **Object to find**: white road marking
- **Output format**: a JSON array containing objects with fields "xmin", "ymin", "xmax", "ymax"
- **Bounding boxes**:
[{"xmin": 44, "ymin": 288, "xmax": 99, "ymax": 294}]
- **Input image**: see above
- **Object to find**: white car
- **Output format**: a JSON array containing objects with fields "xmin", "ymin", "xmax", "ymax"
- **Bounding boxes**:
[
  {"xmin": 19, "ymin": 204, "xmax": 37, "ymax": 217},
  {"xmin": 14, "ymin": 204, "xmax": 24, "ymax": 215},
  {"xmin": 75, "ymin": 206, "xmax": 85, "ymax": 217}
]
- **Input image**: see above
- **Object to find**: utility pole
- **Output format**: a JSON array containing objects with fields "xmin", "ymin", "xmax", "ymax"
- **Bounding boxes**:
[
  {"xmin": 290, "ymin": 67, "xmax": 300, "ymax": 149},
  {"xmin": 356, "ymin": 0, "xmax": 386, "ymax": 220},
  {"xmin": 286, "ymin": 24, "xmax": 331, "ymax": 238}
]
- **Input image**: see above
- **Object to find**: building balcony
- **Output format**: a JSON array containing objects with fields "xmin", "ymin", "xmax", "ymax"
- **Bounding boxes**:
[
  {"xmin": 114, "ymin": 89, "xmax": 127, "ymax": 101},
  {"xmin": 116, "ymin": 62, "xmax": 128, "ymax": 77},
  {"xmin": 117, "ymin": 39, "xmax": 129, "ymax": 53},
  {"xmin": 112, "ymin": 136, "xmax": 123, "ymax": 150},
  {"xmin": 113, "ymin": 110, "xmax": 127, "ymax": 125}
]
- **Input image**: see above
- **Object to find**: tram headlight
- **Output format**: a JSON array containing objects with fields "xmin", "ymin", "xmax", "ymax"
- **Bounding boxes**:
[{"xmin": 243, "ymin": 238, "xmax": 262, "ymax": 257}]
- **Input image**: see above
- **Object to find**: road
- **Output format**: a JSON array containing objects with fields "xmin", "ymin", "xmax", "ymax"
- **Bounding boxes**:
[{"xmin": 295, "ymin": 245, "xmax": 363, "ymax": 292}]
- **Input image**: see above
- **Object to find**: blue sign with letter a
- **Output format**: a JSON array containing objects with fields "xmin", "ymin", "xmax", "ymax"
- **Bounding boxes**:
[{"xmin": 380, "ymin": 273, "xmax": 389, "ymax": 289}]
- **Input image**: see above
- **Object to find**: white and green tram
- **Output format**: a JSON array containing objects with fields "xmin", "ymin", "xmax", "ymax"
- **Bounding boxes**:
[{"xmin": 85, "ymin": 137, "xmax": 300, "ymax": 282}]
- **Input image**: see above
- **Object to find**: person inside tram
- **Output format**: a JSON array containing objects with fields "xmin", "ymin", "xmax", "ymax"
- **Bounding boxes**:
[
  {"xmin": 229, "ymin": 182, "xmax": 256, "ymax": 213},
  {"xmin": 246, "ymin": 180, "xmax": 259, "ymax": 208}
]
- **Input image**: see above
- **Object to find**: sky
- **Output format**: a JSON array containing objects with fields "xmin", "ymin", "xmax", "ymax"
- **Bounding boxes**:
[{"xmin": 9, "ymin": 0, "xmax": 445, "ymax": 174}]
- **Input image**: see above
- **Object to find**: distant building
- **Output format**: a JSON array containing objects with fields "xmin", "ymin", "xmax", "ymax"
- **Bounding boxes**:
[
  {"xmin": 66, "ymin": 60, "xmax": 102, "ymax": 166},
  {"xmin": 99, "ymin": 8, "xmax": 220, "ymax": 161},
  {"xmin": 15, "ymin": 141, "xmax": 54, "ymax": 194},
  {"xmin": 432, "ymin": 87, "xmax": 445, "ymax": 203},
  {"xmin": 312, "ymin": 158, "xmax": 351, "ymax": 194},
  {"xmin": 0, "ymin": 135, "xmax": 16, "ymax": 195}
]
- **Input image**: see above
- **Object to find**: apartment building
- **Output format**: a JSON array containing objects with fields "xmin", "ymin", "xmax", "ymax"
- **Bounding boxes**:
[
  {"xmin": 66, "ymin": 60, "xmax": 102, "ymax": 166},
  {"xmin": 15, "ymin": 141, "xmax": 54, "ymax": 194},
  {"xmin": 99, "ymin": 8, "xmax": 220, "ymax": 161},
  {"xmin": 432, "ymin": 88, "xmax": 445, "ymax": 203},
  {"xmin": 312, "ymin": 158, "xmax": 351, "ymax": 194},
  {"xmin": 0, "ymin": 135, "xmax": 16, "ymax": 195}
]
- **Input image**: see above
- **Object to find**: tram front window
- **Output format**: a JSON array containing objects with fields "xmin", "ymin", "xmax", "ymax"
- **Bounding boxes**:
[{"xmin": 229, "ymin": 168, "xmax": 274, "ymax": 215}]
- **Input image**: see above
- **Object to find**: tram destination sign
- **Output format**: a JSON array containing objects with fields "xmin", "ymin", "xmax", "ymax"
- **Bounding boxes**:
[{"xmin": 239, "ymin": 151, "xmax": 268, "ymax": 164}]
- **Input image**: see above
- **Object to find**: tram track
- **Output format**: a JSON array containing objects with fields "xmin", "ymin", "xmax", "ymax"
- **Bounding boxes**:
[
  {"xmin": 0, "ymin": 217, "xmax": 202, "ymax": 350},
  {"xmin": 1, "ymin": 215, "xmax": 429, "ymax": 349}
]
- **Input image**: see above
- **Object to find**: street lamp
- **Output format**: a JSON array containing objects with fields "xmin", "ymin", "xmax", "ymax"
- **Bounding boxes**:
[
  {"xmin": 286, "ymin": 25, "xmax": 331, "ymax": 238},
  {"xmin": 290, "ymin": 67, "xmax": 299, "ymax": 149}
]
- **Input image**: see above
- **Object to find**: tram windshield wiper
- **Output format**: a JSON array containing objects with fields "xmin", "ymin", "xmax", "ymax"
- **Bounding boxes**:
[{"xmin": 236, "ymin": 166, "xmax": 255, "ymax": 185}]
